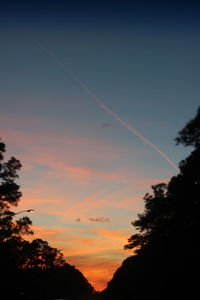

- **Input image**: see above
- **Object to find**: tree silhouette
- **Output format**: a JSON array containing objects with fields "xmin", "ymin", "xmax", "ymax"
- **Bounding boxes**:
[
  {"xmin": 0, "ymin": 138, "xmax": 97, "ymax": 299},
  {"xmin": 0, "ymin": 140, "xmax": 33, "ymax": 243},
  {"xmin": 102, "ymin": 107, "xmax": 200, "ymax": 300},
  {"xmin": 124, "ymin": 183, "xmax": 169, "ymax": 253},
  {"xmin": 0, "ymin": 139, "xmax": 34, "ymax": 298},
  {"xmin": 175, "ymin": 106, "xmax": 200, "ymax": 147}
]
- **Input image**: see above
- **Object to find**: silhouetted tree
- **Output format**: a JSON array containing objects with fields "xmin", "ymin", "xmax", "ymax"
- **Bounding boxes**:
[
  {"xmin": 0, "ymin": 138, "xmax": 97, "ymax": 299},
  {"xmin": 0, "ymin": 139, "xmax": 33, "ymax": 242},
  {"xmin": 102, "ymin": 107, "xmax": 200, "ymax": 300},
  {"xmin": 175, "ymin": 106, "xmax": 200, "ymax": 147},
  {"xmin": 0, "ymin": 139, "xmax": 34, "ymax": 298},
  {"xmin": 124, "ymin": 183, "xmax": 169, "ymax": 253}
]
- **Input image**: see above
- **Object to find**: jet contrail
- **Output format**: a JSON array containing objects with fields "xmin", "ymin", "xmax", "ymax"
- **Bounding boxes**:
[{"xmin": 37, "ymin": 42, "xmax": 178, "ymax": 171}]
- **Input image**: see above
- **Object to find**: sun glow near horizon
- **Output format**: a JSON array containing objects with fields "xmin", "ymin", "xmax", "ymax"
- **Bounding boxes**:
[{"xmin": 4, "ymin": 123, "xmax": 171, "ymax": 290}]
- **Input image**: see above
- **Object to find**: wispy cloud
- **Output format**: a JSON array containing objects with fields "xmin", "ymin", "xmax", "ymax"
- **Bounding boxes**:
[
  {"xmin": 75, "ymin": 217, "xmax": 110, "ymax": 223},
  {"xmin": 0, "ymin": 115, "xmax": 172, "ymax": 291},
  {"xmin": 88, "ymin": 217, "xmax": 110, "ymax": 223},
  {"xmin": 75, "ymin": 217, "xmax": 81, "ymax": 222},
  {"xmin": 101, "ymin": 122, "xmax": 112, "ymax": 127}
]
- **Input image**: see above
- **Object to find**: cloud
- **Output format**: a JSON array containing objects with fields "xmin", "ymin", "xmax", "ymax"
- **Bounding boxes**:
[
  {"xmin": 101, "ymin": 122, "xmax": 112, "ymax": 127},
  {"xmin": 88, "ymin": 217, "xmax": 110, "ymax": 223},
  {"xmin": 0, "ymin": 114, "xmax": 172, "ymax": 291},
  {"xmin": 0, "ymin": 127, "xmax": 141, "ymax": 187},
  {"xmin": 89, "ymin": 228, "xmax": 130, "ymax": 241},
  {"xmin": 25, "ymin": 225, "xmax": 69, "ymax": 245},
  {"xmin": 75, "ymin": 216, "xmax": 110, "ymax": 223}
]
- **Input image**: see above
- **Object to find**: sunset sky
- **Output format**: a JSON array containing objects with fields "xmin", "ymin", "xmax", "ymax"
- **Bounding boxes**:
[{"xmin": 0, "ymin": 1, "xmax": 200, "ymax": 290}]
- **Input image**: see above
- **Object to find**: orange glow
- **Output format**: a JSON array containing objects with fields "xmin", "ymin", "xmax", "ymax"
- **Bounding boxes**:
[
  {"xmin": 2, "ymin": 124, "xmax": 170, "ymax": 290},
  {"xmin": 69, "ymin": 258, "xmax": 123, "ymax": 291},
  {"xmin": 26, "ymin": 225, "xmax": 130, "ymax": 290}
]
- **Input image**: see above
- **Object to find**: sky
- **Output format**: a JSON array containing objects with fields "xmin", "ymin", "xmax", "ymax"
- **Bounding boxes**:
[{"xmin": 0, "ymin": 0, "xmax": 200, "ymax": 291}]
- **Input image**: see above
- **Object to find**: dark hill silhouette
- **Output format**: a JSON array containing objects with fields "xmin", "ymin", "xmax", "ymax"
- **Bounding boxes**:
[{"xmin": 101, "ymin": 107, "xmax": 200, "ymax": 300}]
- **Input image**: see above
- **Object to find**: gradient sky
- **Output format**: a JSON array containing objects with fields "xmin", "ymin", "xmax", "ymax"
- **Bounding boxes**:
[{"xmin": 0, "ymin": 0, "xmax": 200, "ymax": 290}]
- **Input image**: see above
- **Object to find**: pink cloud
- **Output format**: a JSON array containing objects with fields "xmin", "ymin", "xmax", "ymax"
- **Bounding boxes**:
[
  {"xmin": 89, "ymin": 228, "xmax": 130, "ymax": 240},
  {"xmin": 26, "ymin": 225, "xmax": 68, "ymax": 243},
  {"xmin": 0, "ymin": 127, "xmax": 143, "ymax": 185}
]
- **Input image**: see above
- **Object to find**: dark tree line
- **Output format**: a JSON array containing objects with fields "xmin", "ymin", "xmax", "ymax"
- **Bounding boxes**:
[
  {"xmin": 0, "ymin": 139, "xmax": 96, "ymax": 300},
  {"xmin": 101, "ymin": 107, "xmax": 200, "ymax": 299}
]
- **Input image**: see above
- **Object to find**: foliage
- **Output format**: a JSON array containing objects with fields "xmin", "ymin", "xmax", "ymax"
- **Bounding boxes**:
[
  {"xmin": 0, "ymin": 138, "xmax": 96, "ymax": 299},
  {"xmin": 0, "ymin": 139, "xmax": 33, "ymax": 242},
  {"xmin": 124, "ymin": 183, "xmax": 169, "ymax": 253},
  {"xmin": 175, "ymin": 106, "xmax": 200, "ymax": 147},
  {"xmin": 102, "ymin": 107, "xmax": 200, "ymax": 299}
]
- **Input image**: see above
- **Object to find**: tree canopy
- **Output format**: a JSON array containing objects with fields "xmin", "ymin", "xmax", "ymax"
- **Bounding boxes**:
[
  {"xmin": 102, "ymin": 107, "xmax": 200, "ymax": 300},
  {"xmin": 0, "ymin": 139, "xmax": 33, "ymax": 243},
  {"xmin": 0, "ymin": 138, "xmax": 96, "ymax": 300},
  {"xmin": 175, "ymin": 106, "xmax": 200, "ymax": 147}
]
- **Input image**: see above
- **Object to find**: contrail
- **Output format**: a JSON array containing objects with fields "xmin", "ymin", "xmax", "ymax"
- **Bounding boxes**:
[{"xmin": 37, "ymin": 43, "xmax": 178, "ymax": 171}]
